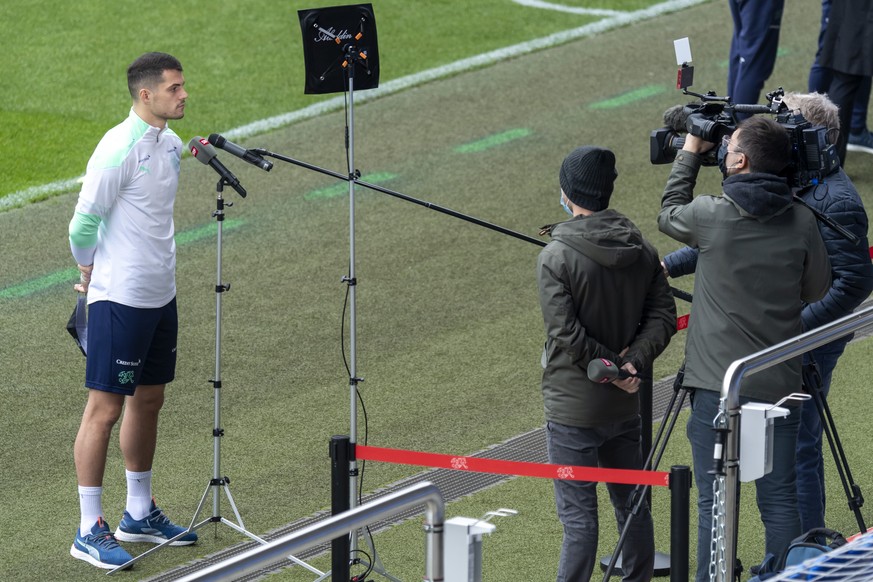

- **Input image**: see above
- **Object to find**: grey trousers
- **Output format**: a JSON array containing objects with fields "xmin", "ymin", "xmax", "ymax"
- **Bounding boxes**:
[{"xmin": 547, "ymin": 418, "xmax": 654, "ymax": 582}]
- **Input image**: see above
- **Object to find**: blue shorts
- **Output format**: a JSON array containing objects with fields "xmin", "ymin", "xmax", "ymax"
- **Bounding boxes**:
[{"xmin": 85, "ymin": 298, "xmax": 178, "ymax": 395}]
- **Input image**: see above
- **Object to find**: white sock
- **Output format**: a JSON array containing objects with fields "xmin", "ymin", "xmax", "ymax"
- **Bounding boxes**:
[
  {"xmin": 78, "ymin": 485, "xmax": 104, "ymax": 533},
  {"xmin": 125, "ymin": 469, "xmax": 153, "ymax": 520}
]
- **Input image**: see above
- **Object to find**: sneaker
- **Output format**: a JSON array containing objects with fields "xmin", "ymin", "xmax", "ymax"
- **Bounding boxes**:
[
  {"xmin": 115, "ymin": 500, "xmax": 197, "ymax": 546},
  {"xmin": 70, "ymin": 517, "xmax": 134, "ymax": 570},
  {"xmin": 847, "ymin": 130, "xmax": 873, "ymax": 154}
]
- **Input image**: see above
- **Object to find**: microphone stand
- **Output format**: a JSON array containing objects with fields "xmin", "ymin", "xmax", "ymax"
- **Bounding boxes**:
[
  {"xmin": 256, "ymin": 148, "xmax": 692, "ymax": 580},
  {"xmin": 109, "ymin": 178, "xmax": 324, "ymax": 578}
]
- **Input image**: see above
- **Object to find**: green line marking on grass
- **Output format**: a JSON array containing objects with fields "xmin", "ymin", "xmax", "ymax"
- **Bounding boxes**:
[
  {"xmin": 304, "ymin": 172, "xmax": 398, "ymax": 201},
  {"xmin": 588, "ymin": 85, "xmax": 667, "ymax": 109},
  {"xmin": 0, "ymin": 268, "xmax": 81, "ymax": 300},
  {"xmin": 454, "ymin": 128, "xmax": 532, "ymax": 153},
  {"xmin": 0, "ymin": 219, "xmax": 245, "ymax": 300},
  {"xmin": 175, "ymin": 218, "xmax": 245, "ymax": 245}
]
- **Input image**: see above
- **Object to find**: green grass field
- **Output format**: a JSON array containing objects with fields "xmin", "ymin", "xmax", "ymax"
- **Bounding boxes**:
[
  {"xmin": 4, "ymin": 0, "xmax": 873, "ymax": 580},
  {"xmin": 0, "ymin": 0, "xmax": 662, "ymax": 209}
]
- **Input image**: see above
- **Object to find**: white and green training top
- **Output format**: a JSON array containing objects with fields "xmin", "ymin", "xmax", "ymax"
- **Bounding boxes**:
[{"xmin": 69, "ymin": 109, "xmax": 182, "ymax": 308}]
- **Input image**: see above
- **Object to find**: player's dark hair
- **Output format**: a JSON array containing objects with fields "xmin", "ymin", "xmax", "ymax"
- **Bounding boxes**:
[{"xmin": 127, "ymin": 52, "xmax": 183, "ymax": 99}]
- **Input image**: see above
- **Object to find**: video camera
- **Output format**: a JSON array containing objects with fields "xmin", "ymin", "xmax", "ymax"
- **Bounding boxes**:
[
  {"xmin": 650, "ymin": 87, "xmax": 840, "ymax": 188},
  {"xmin": 648, "ymin": 38, "xmax": 856, "ymax": 244},
  {"xmin": 650, "ymin": 37, "xmax": 839, "ymax": 188}
]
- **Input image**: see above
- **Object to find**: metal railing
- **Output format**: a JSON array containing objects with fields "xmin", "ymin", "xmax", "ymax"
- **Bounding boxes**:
[
  {"xmin": 175, "ymin": 481, "xmax": 445, "ymax": 582},
  {"xmin": 715, "ymin": 303, "xmax": 873, "ymax": 582}
]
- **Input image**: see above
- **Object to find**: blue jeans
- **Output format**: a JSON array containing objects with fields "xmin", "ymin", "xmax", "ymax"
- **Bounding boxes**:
[
  {"xmin": 687, "ymin": 389, "xmax": 801, "ymax": 582},
  {"xmin": 796, "ymin": 340, "xmax": 848, "ymax": 532},
  {"xmin": 547, "ymin": 418, "xmax": 654, "ymax": 582}
]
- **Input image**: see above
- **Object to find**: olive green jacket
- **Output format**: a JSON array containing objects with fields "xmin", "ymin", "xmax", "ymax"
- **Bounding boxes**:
[
  {"xmin": 658, "ymin": 151, "xmax": 831, "ymax": 402},
  {"xmin": 537, "ymin": 209, "xmax": 676, "ymax": 428}
]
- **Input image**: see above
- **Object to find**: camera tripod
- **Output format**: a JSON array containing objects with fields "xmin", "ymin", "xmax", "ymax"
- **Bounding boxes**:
[
  {"xmin": 602, "ymin": 364, "xmax": 691, "ymax": 582},
  {"xmin": 801, "ymin": 359, "xmax": 866, "ymax": 533}
]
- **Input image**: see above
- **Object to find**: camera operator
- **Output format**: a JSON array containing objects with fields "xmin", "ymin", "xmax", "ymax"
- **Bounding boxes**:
[
  {"xmin": 661, "ymin": 92, "xmax": 873, "ymax": 535},
  {"xmin": 657, "ymin": 116, "xmax": 831, "ymax": 582}
]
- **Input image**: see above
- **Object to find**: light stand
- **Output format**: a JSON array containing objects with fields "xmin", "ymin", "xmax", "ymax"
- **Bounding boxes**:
[
  {"xmin": 110, "ymin": 176, "xmax": 323, "ymax": 578},
  {"xmin": 293, "ymin": 8, "xmax": 690, "ymax": 577},
  {"xmin": 298, "ymin": 5, "xmax": 394, "ymax": 581}
]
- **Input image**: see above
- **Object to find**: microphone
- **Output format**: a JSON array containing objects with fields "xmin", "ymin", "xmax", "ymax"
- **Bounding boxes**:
[
  {"xmin": 208, "ymin": 134, "xmax": 273, "ymax": 172},
  {"xmin": 663, "ymin": 104, "xmax": 691, "ymax": 133},
  {"xmin": 188, "ymin": 137, "xmax": 247, "ymax": 198},
  {"xmin": 587, "ymin": 358, "xmax": 638, "ymax": 384}
]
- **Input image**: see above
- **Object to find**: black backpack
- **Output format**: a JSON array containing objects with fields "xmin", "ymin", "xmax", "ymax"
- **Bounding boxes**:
[{"xmin": 748, "ymin": 528, "xmax": 847, "ymax": 581}]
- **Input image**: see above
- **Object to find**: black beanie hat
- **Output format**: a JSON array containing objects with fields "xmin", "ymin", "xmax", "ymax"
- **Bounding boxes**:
[{"xmin": 559, "ymin": 146, "xmax": 618, "ymax": 212}]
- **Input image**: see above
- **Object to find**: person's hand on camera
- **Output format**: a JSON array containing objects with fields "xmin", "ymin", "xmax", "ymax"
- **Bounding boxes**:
[{"xmin": 683, "ymin": 133, "xmax": 716, "ymax": 155}]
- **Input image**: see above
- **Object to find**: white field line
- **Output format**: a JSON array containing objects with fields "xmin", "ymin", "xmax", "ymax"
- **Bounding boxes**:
[
  {"xmin": 2, "ymin": 0, "xmax": 710, "ymax": 210},
  {"xmin": 511, "ymin": 0, "xmax": 623, "ymax": 17}
]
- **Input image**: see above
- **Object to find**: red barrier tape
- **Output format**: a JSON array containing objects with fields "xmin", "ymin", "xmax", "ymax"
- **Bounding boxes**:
[{"xmin": 356, "ymin": 444, "xmax": 670, "ymax": 487}]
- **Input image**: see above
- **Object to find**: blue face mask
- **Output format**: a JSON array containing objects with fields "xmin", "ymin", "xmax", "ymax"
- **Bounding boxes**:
[{"xmin": 560, "ymin": 192, "xmax": 573, "ymax": 216}]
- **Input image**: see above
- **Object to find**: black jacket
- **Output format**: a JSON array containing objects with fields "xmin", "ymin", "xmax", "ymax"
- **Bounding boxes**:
[{"xmin": 820, "ymin": 0, "xmax": 873, "ymax": 76}]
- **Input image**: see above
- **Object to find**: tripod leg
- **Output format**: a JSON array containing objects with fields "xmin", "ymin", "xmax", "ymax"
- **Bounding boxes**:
[
  {"xmin": 353, "ymin": 528, "xmax": 403, "ymax": 582},
  {"xmin": 602, "ymin": 386, "xmax": 691, "ymax": 581},
  {"xmin": 819, "ymin": 399, "xmax": 866, "ymax": 532},
  {"xmin": 804, "ymin": 362, "xmax": 866, "ymax": 532}
]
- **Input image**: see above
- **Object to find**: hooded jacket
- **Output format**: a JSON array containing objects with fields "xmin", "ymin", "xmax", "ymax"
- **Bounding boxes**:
[
  {"xmin": 537, "ymin": 209, "xmax": 676, "ymax": 428},
  {"xmin": 658, "ymin": 151, "xmax": 831, "ymax": 403},
  {"xmin": 663, "ymin": 166, "xmax": 873, "ymax": 335}
]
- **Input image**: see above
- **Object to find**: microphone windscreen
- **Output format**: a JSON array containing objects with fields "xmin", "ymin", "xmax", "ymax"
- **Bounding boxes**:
[
  {"xmin": 663, "ymin": 104, "xmax": 690, "ymax": 133},
  {"xmin": 587, "ymin": 358, "xmax": 619, "ymax": 383},
  {"xmin": 207, "ymin": 133, "xmax": 225, "ymax": 147},
  {"xmin": 188, "ymin": 137, "xmax": 217, "ymax": 164}
]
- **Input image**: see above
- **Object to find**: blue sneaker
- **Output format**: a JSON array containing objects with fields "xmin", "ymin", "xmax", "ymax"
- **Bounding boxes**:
[
  {"xmin": 70, "ymin": 517, "xmax": 134, "ymax": 570},
  {"xmin": 847, "ymin": 130, "xmax": 873, "ymax": 155},
  {"xmin": 115, "ymin": 500, "xmax": 197, "ymax": 546}
]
